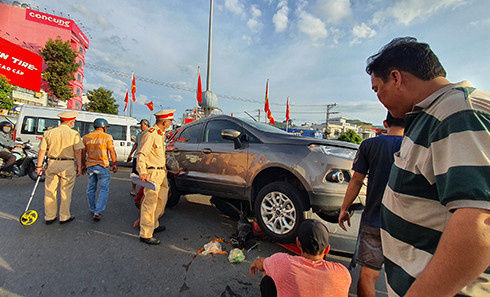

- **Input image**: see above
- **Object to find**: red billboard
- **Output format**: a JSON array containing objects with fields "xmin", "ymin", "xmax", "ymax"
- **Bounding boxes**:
[{"xmin": 0, "ymin": 37, "xmax": 43, "ymax": 92}]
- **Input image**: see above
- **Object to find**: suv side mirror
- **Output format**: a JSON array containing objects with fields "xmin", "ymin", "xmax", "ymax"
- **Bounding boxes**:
[{"xmin": 221, "ymin": 129, "xmax": 242, "ymax": 149}]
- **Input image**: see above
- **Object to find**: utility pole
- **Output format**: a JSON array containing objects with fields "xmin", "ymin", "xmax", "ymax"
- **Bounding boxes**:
[
  {"xmin": 325, "ymin": 103, "xmax": 339, "ymax": 139},
  {"xmin": 206, "ymin": 0, "xmax": 213, "ymax": 92}
]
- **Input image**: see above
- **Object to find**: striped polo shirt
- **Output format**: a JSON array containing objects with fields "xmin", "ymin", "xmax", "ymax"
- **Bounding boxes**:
[
  {"xmin": 381, "ymin": 81, "xmax": 490, "ymax": 296},
  {"xmin": 83, "ymin": 130, "xmax": 114, "ymax": 168}
]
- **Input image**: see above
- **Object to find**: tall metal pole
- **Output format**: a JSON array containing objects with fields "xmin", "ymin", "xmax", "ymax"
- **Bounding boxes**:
[
  {"xmin": 130, "ymin": 96, "xmax": 133, "ymax": 117},
  {"xmin": 206, "ymin": 0, "xmax": 213, "ymax": 91},
  {"xmin": 325, "ymin": 103, "xmax": 338, "ymax": 139}
]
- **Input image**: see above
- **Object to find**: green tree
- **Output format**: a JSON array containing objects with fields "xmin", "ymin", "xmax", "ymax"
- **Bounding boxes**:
[
  {"xmin": 338, "ymin": 129, "xmax": 363, "ymax": 144},
  {"xmin": 39, "ymin": 38, "xmax": 79, "ymax": 103},
  {"xmin": 84, "ymin": 87, "xmax": 119, "ymax": 114},
  {"xmin": 0, "ymin": 75, "xmax": 17, "ymax": 110}
]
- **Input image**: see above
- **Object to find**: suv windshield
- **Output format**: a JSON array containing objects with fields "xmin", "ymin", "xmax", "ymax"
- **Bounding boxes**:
[{"xmin": 243, "ymin": 119, "xmax": 289, "ymax": 134}]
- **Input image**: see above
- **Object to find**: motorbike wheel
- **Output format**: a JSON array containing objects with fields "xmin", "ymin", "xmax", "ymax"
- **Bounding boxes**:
[
  {"xmin": 254, "ymin": 181, "xmax": 305, "ymax": 243},
  {"xmin": 165, "ymin": 176, "xmax": 181, "ymax": 208},
  {"xmin": 211, "ymin": 197, "xmax": 250, "ymax": 220},
  {"xmin": 27, "ymin": 164, "xmax": 44, "ymax": 182}
]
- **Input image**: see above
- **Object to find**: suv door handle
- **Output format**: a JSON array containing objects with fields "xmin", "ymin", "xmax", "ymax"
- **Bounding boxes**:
[{"xmin": 202, "ymin": 148, "xmax": 212, "ymax": 154}]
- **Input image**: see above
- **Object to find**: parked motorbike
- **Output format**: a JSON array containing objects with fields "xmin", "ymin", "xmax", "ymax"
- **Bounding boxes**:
[{"xmin": 0, "ymin": 141, "xmax": 44, "ymax": 182}]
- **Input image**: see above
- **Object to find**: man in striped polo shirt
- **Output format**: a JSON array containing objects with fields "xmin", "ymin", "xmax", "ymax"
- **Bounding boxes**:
[
  {"xmin": 366, "ymin": 37, "xmax": 489, "ymax": 296},
  {"xmin": 81, "ymin": 118, "xmax": 118, "ymax": 221}
]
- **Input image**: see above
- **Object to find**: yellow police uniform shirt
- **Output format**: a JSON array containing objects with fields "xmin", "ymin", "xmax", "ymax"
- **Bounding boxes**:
[
  {"xmin": 136, "ymin": 125, "xmax": 166, "ymax": 175},
  {"xmin": 39, "ymin": 124, "xmax": 84, "ymax": 158}
]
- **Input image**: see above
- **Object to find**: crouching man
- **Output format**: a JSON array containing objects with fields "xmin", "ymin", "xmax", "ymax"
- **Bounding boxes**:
[{"xmin": 250, "ymin": 219, "xmax": 352, "ymax": 297}]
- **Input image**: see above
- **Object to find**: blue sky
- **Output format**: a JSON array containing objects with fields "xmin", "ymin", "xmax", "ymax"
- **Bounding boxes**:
[{"xmin": 33, "ymin": 0, "xmax": 490, "ymax": 125}]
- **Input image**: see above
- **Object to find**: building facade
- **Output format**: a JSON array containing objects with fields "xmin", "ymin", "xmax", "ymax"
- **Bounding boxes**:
[{"xmin": 0, "ymin": 1, "xmax": 89, "ymax": 110}]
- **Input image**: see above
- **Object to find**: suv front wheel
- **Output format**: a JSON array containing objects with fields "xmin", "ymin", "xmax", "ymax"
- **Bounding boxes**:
[{"xmin": 254, "ymin": 181, "xmax": 305, "ymax": 243}]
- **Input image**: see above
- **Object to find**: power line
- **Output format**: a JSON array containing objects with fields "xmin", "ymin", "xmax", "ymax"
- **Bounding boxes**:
[{"xmin": 84, "ymin": 63, "xmax": 332, "ymax": 107}]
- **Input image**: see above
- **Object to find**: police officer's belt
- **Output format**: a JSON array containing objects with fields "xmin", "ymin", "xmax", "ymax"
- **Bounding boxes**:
[
  {"xmin": 49, "ymin": 158, "xmax": 75, "ymax": 161},
  {"xmin": 147, "ymin": 167, "xmax": 164, "ymax": 170}
]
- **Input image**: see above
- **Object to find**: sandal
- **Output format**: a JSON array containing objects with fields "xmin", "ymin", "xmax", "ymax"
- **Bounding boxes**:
[
  {"xmin": 93, "ymin": 213, "xmax": 101, "ymax": 221},
  {"xmin": 130, "ymin": 192, "xmax": 137, "ymax": 196}
]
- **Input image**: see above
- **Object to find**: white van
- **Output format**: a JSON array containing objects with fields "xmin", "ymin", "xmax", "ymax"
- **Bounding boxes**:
[{"xmin": 15, "ymin": 105, "xmax": 141, "ymax": 162}]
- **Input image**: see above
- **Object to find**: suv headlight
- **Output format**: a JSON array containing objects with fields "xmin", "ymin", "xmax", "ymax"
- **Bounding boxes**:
[{"xmin": 308, "ymin": 144, "xmax": 357, "ymax": 160}]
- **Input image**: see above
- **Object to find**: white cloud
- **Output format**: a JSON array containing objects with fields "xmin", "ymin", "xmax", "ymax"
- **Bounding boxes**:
[
  {"xmin": 297, "ymin": 10, "xmax": 328, "ymax": 42},
  {"xmin": 247, "ymin": 19, "xmax": 263, "ymax": 33},
  {"xmin": 247, "ymin": 5, "xmax": 263, "ymax": 33},
  {"xmin": 72, "ymin": 3, "xmax": 113, "ymax": 29},
  {"xmin": 242, "ymin": 35, "xmax": 253, "ymax": 46},
  {"xmin": 328, "ymin": 27, "xmax": 344, "ymax": 45},
  {"xmin": 272, "ymin": 1, "xmax": 289, "ymax": 33},
  {"xmin": 373, "ymin": 0, "xmax": 466, "ymax": 25},
  {"xmin": 170, "ymin": 94, "xmax": 183, "ymax": 102},
  {"xmin": 224, "ymin": 0, "xmax": 246, "ymax": 17},
  {"xmin": 312, "ymin": 0, "xmax": 351, "ymax": 24},
  {"xmin": 350, "ymin": 23, "xmax": 376, "ymax": 46},
  {"xmin": 251, "ymin": 4, "xmax": 262, "ymax": 18},
  {"xmin": 136, "ymin": 94, "xmax": 149, "ymax": 105},
  {"xmin": 469, "ymin": 18, "xmax": 490, "ymax": 27}
]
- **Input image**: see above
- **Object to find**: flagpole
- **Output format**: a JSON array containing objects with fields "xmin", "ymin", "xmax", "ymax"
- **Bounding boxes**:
[{"xmin": 206, "ymin": 0, "xmax": 213, "ymax": 91}]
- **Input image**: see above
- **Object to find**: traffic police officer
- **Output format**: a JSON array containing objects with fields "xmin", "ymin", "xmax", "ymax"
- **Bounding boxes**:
[
  {"xmin": 36, "ymin": 111, "xmax": 84, "ymax": 224},
  {"xmin": 136, "ymin": 109, "xmax": 174, "ymax": 245}
]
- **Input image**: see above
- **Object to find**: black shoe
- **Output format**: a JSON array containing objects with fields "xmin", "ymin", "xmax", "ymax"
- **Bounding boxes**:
[
  {"xmin": 45, "ymin": 218, "xmax": 56, "ymax": 225},
  {"xmin": 93, "ymin": 213, "xmax": 101, "ymax": 221},
  {"xmin": 140, "ymin": 237, "xmax": 160, "ymax": 245},
  {"xmin": 154, "ymin": 226, "xmax": 166, "ymax": 233},
  {"xmin": 59, "ymin": 217, "xmax": 75, "ymax": 224}
]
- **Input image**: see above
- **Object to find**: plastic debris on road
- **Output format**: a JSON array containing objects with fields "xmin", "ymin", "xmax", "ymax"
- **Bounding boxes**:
[
  {"xmin": 197, "ymin": 238, "xmax": 227, "ymax": 255},
  {"xmin": 228, "ymin": 248, "xmax": 245, "ymax": 263}
]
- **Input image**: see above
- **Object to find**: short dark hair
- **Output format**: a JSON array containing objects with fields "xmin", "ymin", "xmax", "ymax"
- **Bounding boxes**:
[
  {"xmin": 385, "ymin": 111, "xmax": 405, "ymax": 128},
  {"xmin": 366, "ymin": 37, "xmax": 446, "ymax": 82}
]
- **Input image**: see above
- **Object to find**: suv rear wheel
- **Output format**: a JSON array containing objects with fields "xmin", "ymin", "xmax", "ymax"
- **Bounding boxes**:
[{"xmin": 254, "ymin": 181, "xmax": 305, "ymax": 243}]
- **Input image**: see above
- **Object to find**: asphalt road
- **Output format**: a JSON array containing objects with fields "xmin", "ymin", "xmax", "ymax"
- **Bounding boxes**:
[{"xmin": 0, "ymin": 167, "xmax": 387, "ymax": 297}]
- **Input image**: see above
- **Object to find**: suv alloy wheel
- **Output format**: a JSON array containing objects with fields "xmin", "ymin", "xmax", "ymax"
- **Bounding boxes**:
[{"xmin": 254, "ymin": 181, "xmax": 305, "ymax": 243}]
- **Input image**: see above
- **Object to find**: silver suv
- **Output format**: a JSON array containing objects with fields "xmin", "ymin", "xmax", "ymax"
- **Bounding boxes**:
[{"xmin": 166, "ymin": 115, "xmax": 364, "ymax": 243}]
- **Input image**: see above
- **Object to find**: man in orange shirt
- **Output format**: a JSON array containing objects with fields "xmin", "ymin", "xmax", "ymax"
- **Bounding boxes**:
[
  {"xmin": 81, "ymin": 118, "xmax": 117, "ymax": 221},
  {"xmin": 250, "ymin": 219, "xmax": 352, "ymax": 297}
]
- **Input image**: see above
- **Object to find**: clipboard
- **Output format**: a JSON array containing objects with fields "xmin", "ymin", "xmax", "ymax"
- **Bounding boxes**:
[{"xmin": 130, "ymin": 173, "xmax": 156, "ymax": 191}]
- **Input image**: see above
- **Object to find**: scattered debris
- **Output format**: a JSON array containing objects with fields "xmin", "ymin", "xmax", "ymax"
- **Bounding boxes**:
[
  {"xmin": 197, "ymin": 238, "xmax": 228, "ymax": 255},
  {"xmin": 228, "ymin": 248, "xmax": 245, "ymax": 264}
]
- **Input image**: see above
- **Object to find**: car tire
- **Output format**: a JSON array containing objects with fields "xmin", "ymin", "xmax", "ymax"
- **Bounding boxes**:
[
  {"xmin": 211, "ymin": 197, "xmax": 250, "ymax": 220},
  {"xmin": 254, "ymin": 181, "xmax": 305, "ymax": 243},
  {"xmin": 165, "ymin": 176, "xmax": 181, "ymax": 208}
]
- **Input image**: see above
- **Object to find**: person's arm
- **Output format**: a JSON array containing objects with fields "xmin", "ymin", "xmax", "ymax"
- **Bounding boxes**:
[
  {"xmin": 250, "ymin": 257, "xmax": 266, "ymax": 276},
  {"xmin": 74, "ymin": 149, "xmax": 82, "ymax": 177},
  {"xmin": 338, "ymin": 171, "xmax": 365, "ymax": 231},
  {"xmin": 81, "ymin": 148, "xmax": 87, "ymax": 174},
  {"xmin": 127, "ymin": 143, "xmax": 138, "ymax": 162},
  {"xmin": 137, "ymin": 133, "xmax": 152, "ymax": 182},
  {"xmin": 36, "ymin": 148, "xmax": 46, "ymax": 175},
  {"xmin": 405, "ymin": 208, "xmax": 490, "ymax": 297},
  {"xmin": 109, "ymin": 147, "xmax": 118, "ymax": 173}
]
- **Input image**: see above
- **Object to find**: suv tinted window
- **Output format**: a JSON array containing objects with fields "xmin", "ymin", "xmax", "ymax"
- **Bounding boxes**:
[
  {"xmin": 204, "ymin": 120, "xmax": 242, "ymax": 143},
  {"xmin": 176, "ymin": 123, "xmax": 202, "ymax": 143}
]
